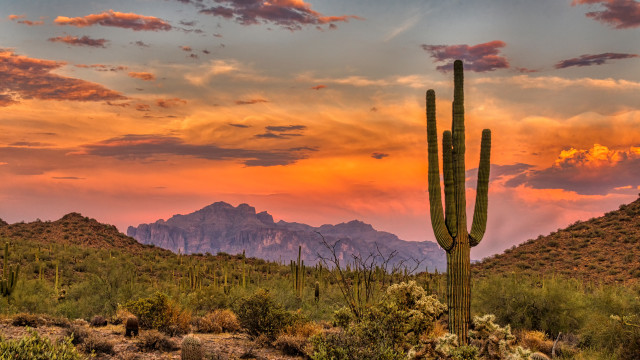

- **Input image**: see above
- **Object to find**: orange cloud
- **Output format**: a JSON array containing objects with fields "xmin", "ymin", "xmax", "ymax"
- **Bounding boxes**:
[
  {"xmin": 311, "ymin": 84, "xmax": 326, "ymax": 90},
  {"xmin": 156, "ymin": 98, "xmax": 187, "ymax": 108},
  {"xmin": 48, "ymin": 35, "xmax": 109, "ymax": 48},
  {"xmin": 54, "ymin": 10, "xmax": 172, "ymax": 31},
  {"xmin": 0, "ymin": 49, "xmax": 125, "ymax": 105},
  {"xmin": 128, "ymin": 72, "xmax": 156, "ymax": 81},
  {"xmin": 8, "ymin": 14, "xmax": 44, "ymax": 25}
]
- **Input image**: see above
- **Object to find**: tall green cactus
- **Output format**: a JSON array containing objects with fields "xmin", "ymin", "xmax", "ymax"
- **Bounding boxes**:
[
  {"xmin": 1, "ymin": 242, "xmax": 20, "ymax": 298},
  {"xmin": 426, "ymin": 60, "xmax": 491, "ymax": 343}
]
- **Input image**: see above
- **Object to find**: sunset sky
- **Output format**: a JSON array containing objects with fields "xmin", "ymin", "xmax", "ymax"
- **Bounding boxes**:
[{"xmin": 1, "ymin": 0, "xmax": 640, "ymax": 259}]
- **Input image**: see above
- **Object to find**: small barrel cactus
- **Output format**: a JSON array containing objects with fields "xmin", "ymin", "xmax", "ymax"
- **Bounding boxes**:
[
  {"xmin": 530, "ymin": 352, "xmax": 551, "ymax": 360},
  {"xmin": 181, "ymin": 334, "xmax": 203, "ymax": 360},
  {"xmin": 125, "ymin": 316, "xmax": 139, "ymax": 337}
]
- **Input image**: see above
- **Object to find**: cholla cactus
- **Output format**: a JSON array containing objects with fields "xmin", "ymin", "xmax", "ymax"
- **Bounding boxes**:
[
  {"xmin": 469, "ymin": 314, "xmax": 531, "ymax": 360},
  {"xmin": 181, "ymin": 334, "xmax": 203, "ymax": 360},
  {"xmin": 530, "ymin": 352, "xmax": 551, "ymax": 360}
]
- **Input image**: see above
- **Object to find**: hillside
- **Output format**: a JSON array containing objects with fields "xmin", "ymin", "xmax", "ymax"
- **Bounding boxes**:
[
  {"xmin": 128, "ymin": 201, "xmax": 446, "ymax": 272},
  {"xmin": 0, "ymin": 213, "xmax": 157, "ymax": 254},
  {"xmin": 473, "ymin": 195, "xmax": 640, "ymax": 283}
]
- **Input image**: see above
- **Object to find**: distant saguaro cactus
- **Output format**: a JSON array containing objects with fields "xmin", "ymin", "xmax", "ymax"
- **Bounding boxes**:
[
  {"xmin": 1, "ymin": 242, "xmax": 19, "ymax": 298},
  {"xmin": 426, "ymin": 60, "xmax": 491, "ymax": 343}
]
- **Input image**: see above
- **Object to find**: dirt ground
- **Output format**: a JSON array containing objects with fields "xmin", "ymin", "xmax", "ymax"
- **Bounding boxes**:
[{"xmin": 0, "ymin": 319, "xmax": 304, "ymax": 360}]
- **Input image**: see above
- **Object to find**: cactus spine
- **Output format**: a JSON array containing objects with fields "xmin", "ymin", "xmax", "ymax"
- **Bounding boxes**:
[
  {"xmin": 426, "ymin": 60, "xmax": 491, "ymax": 343},
  {"xmin": 181, "ymin": 334, "xmax": 203, "ymax": 360},
  {"xmin": 1, "ymin": 242, "xmax": 19, "ymax": 298}
]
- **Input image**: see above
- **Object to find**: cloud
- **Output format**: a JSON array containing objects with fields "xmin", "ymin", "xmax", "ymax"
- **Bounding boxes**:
[
  {"xmin": 156, "ymin": 97, "xmax": 187, "ymax": 108},
  {"xmin": 311, "ymin": 84, "xmax": 326, "ymax": 90},
  {"xmin": 48, "ymin": 35, "xmax": 109, "ymax": 48},
  {"xmin": 180, "ymin": 45, "xmax": 193, "ymax": 52},
  {"xmin": 0, "ymin": 49, "xmax": 125, "ymax": 104},
  {"xmin": 572, "ymin": 0, "xmax": 640, "ymax": 29},
  {"xmin": 9, "ymin": 141, "xmax": 53, "ymax": 147},
  {"xmin": 135, "ymin": 104, "xmax": 151, "ymax": 111},
  {"xmin": 185, "ymin": 59, "xmax": 266, "ymax": 85},
  {"xmin": 255, "ymin": 125, "xmax": 306, "ymax": 139},
  {"xmin": 198, "ymin": 0, "xmax": 362, "ymax": 31},
  {"xmin": 505, "ymin": 144, "xmax": 640, "ymax": 195},
  {"xmin": 75, "ymin": 64, "xmax": 128, "ymax": 72},
  {"xmin": 235, "ymin": 98, "xmax": 268, "ymax": 105},
  {"xmin": 229, "ymin": 123, "xmax": 251, "ymax": 128},
  {"xmin": 52, "ymin": 176, "xmax": 85, "ymax": 180},
  {"xmin": 0, "ymin": 94, "xmax": 18, "ymax": 107},
  {"xmin": 371, "ymin": 152, "xmax": 389, "ymax": 159},
  {"xmin": 421, "ymin": 40, "xmax": 510, "ymax": 72},
  {"xmin": 132, "ymin": 40, "xmax": 150, "ymax": 47},
  {"xmin": 73, "ymin": 134, "xmax": 313, "ymax": 166},
  {"xmin": 54, "ymin": 10, "xmax": 172, "ymax": 31},
  {"xmin": 554, "ymin": 52, "xmax": 639, "ymax": 68},
  {"xmin": 265, "ymin": 125, "xmax": 306, "ymax": 132},
  {"xmin": 8, "ymin": 14, "xmax": 44, "ymax": 25},
  {"xmin": 128, "ymin": 72, "xmax": 156, "ymax": 81}
]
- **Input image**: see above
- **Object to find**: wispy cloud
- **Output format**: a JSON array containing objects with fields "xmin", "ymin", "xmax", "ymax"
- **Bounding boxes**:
[
  {"xmin": 0, "ymin": 49, "xmax": 126, "ymax": 105},
  {"xmin": 235, "ymin": 98, "xmax": 268, "ymax": 105},
  {"xmin": 156, "ymin": 97, "xmax": 187, "ymax": 108},
  {"xmin": 75, "ymin": 64, "xmax": 128, "ymax": 72},
  {"xmin": 572, "ymin": 0, "xmax": 640, "ymax": 29},
  {"xmin": 255, "ymin": 124, "xmax": 306, "ymax": 139},
  {"xmin": 128, "ymin": 72, "xmax": 156, "ymax": 81},
  {"xmin": 310, "ymin": 84, "xmax": 326, "ymax": 90},
  {"xmin": 371, "ymin": 152, "xmax": 389, "ymax": 159},
  {"xmin": 73, "ymin": 134, "xmax": 314, "ymax": 167},
  {"xmin": 8, "ymin": 14, "xmax": 44, "ymax": 26},
  {"xmin": 422, "ymin": 40, "xmax": 509, "ymax": 72},
  {"xmin": 383, "ymin": 13, "xmax": 421, "ymax": 42},
  {"xmin": 48, "ymin": 35, "xmax": 109, "ymax": 48},
  {"xmin": 555, "ymin": 52, "xmax": 638, "ymax": 68},
  {"xmin": 54, "ymin": 10, "xmax": 172, "ymax": 31},
  {"xmin": 198, "ymin": 0, "xmax": 362, "ymax": 31}
]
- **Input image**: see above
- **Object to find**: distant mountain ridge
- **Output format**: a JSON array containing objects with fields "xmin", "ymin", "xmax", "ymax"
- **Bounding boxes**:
[{"xmin": 127, "ymin": 201, "xmax": 446, "ymax": 271}]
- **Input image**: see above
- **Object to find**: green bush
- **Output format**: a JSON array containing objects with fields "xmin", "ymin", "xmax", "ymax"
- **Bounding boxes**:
[
  {"xmin": 234, "ymin": 288, "xmax": 298, "ymax": 341},
  {"xmin": 124, "ymin": 292, "xmax": 191, "ymax": 336},
  {"xmin": 0, "ymin": 329, "xmax": 82, "ymax": 360}
]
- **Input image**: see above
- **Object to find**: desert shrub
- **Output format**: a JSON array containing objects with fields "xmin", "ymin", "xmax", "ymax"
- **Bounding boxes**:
[
  {"xmin": 11, "ymin": 313, "xmax": 43, "ymax": 327},
  {"xmin": 138, "ymin": 330, "xmax": 178, "ymax": 352},
  {"xmin": 65, "ymin": 324, "xmax": 91, "ymax": 345},
  {"xmin": 580, "ymin": 314, "xmax": 640, "ymax": 360},
  {"xmin": 112, "ymin": 307, "xmax": 135, "ymax": 325},
  {"xmin": 125, "ymin": 292, "xmax": 191, "ymax": 336},
  {"xmin": 197, "ymin": 309, "xmax": 241, "ymax": 333},
  {"xmin": 473, "ymin": 275, "xmax": 584, "ymax": 336},
  {"xmin": 234, "ymin": 289, "xmax": 299, "ymax": 341},
  {"xmin": 274, "ymin": 322, "xmax": 322, "ymax": 356},
  {"xmin": 311, "ymin": 281, "xmax": 447, "ymax": 360},
  {"xmin": 90, "ymin": 315, "xmax": 108, "ymax": 327},
  {"xmin": 0, "ymin": 329, "xmax": 82, "ymax": 360},
  {"xmin": 518, "ymin": 330, "xmax": 553, "ymax": 355},
  {"xmin": 81, "ymin": 333, "xmax": 115, "ymax": 355}
]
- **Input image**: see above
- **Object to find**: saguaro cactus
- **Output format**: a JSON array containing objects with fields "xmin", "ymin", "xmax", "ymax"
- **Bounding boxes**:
[
  {"xmin": 1, "ymin": 242, "xmax": 19, "ymax": 298},
  {"xmin": 426, "ymin": 60, "xmax": 491, "ymax": 343}
]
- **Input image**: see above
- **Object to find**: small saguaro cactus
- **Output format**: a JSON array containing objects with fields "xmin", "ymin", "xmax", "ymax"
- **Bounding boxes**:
[
  {"xmin": 426, "ymin": 60, "xmax": 491, "ymax": 343},
  {"xmin": 181, "ymin": 334, "xmax": 203, "ymax": 360}
]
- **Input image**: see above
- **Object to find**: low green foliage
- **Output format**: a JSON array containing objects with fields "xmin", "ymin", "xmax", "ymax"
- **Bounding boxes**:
[
  {"xmin": 0, "ymin": 329, "xmax": 82, "ymax": 360},
  {"xmin": 234, "ymin": 288, "xmax": 301, "ymax": 341},
  {"xmin": 124, "ymin": 292, "xmax": 191, "ymax": 336}
]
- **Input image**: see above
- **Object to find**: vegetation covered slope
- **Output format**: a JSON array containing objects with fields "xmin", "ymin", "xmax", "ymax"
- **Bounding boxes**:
[{"xmin": 473, "ymin": 195, "xmax": 640, "ymax": 284}]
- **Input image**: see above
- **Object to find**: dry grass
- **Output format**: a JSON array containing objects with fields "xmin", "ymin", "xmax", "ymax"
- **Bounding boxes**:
[{"xmin": 197, "ymin": 309, "xmax": 241, "ymax": 334}]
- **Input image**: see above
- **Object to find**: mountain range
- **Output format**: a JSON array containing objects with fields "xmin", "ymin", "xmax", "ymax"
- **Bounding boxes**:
[{"xmin": 127, "ymin": 201, "xmax": 446, "ymax": 272}]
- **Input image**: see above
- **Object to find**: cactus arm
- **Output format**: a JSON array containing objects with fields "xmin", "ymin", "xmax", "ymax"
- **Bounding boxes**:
[
  {"xmin": 470, "ymin": 129, "xmax": 491, "ymax": 247},
  {"xmin": 426, "ymin": 89, "xmax": 454, "ymax": 251},
  {"xmin": 452, "ymin": 60, "xmax": 467, "ymax": 232},
  {"xmin": 442, "ymin": 130, "xmax": 457, "ymax": 237}
]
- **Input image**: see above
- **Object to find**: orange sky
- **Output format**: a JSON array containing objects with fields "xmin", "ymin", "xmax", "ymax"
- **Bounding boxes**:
[{"xmin": 2, "ymin": 1, "xmax": 640, "ymax": 259}]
